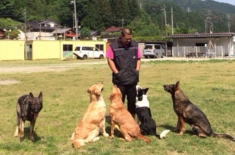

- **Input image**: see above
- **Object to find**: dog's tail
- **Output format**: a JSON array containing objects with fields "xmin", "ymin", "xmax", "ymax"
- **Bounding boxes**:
[
  {"xmin": 155, "ymin": 130, "xmax": 171, "ymax": 139},
  {"xmin": 136, "ymin": 134, "xmax": 151, "ymax": 143},
  {"xmin": 211, "ymin": 132, "xmax": 235, "ymax": 142},
  {"xmin": 158, "ymin": 130, "xmax": 171, "ymax": 139}
]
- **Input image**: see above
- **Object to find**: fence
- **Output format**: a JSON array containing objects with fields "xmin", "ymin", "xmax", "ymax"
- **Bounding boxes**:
[{"xmin": 172, "ymin": 46, "xmax": 229, "ymax": 58}]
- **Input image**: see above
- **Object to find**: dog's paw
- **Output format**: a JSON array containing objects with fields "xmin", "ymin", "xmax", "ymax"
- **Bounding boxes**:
[
  {"xmin": 70, "ymin": 132, "xmax": 75, "ymax": 140},
  {"xmin": 177, "ymin": 132, "xmax": 184, "ymax": 135},
  {"xmin": 92, "ymin": 137, "xmax": 100, "ymax": 142},
  {"xmin": 103, "ymin": 133, "xmax": 109, "ymax": 137},
  {"xmin": 109, "ymin": 135, "xmax": 114, "ymax": 139},
  {"xmin": 14, "ymin": 134, "xmax": 18, "ymax": 137},
  {"xmin": 30, "ymin": 136, "xmax": 35, "ymax": 142}
]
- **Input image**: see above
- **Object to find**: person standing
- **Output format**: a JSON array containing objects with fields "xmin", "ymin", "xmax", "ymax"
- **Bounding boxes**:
[{"xmin": 106, "ymin": 27, "xmax": 141, "ymax": 119}]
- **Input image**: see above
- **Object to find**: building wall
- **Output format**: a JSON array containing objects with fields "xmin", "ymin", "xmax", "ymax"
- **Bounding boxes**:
[
  {"xmin": 172, "ymin": 36, "xmax": 233, "ymax": 56},
  {"xmin": 32, "ymin": 41, "xmax": 61, "ymax": 60},
  {"xmin": 138, "ymin": 43, "xmax": 145, "ymax": 57},
  {"xmin": 172, "ymin": 37, "xmax": 231, "ymax": 47},
  {"xmin": 0, "ymin": 41, "xmax": 25, "ymax": 61},
  {"xmin": 0, "ymin": 40, "xmax": 107, "ymax": 61}
]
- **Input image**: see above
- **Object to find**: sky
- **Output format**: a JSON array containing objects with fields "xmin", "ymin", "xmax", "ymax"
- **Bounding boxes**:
[{"xmin": 214, "ymin": 0, "xmax": 235, "ymax": 6}]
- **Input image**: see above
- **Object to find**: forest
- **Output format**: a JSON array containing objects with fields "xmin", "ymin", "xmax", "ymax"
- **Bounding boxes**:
[{"xmin": 0, "ymin": 0, "xmax": 235, "ymax": 41}]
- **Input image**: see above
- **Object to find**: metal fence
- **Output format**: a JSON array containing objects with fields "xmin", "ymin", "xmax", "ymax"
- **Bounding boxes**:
[{"xmin": 172, "ymin": 46, "xmax": 229, "ymax": 58}]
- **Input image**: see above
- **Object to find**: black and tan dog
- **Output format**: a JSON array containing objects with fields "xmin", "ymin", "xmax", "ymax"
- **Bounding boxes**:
[
  {"xmin": 14, "ymin": 92, "xmax": 43, "ymax": 141},
  {"xmin": 163, "ymin": 81, "xmax": 235, "ymax": 141}
]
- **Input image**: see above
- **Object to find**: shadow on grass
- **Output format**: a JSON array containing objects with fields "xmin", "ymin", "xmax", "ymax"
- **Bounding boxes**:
[
  {"xmin": 105, "ymin": 115, "xmax": 122, "ymax": 137},
  {"xmin": 158, "ymin": 124, "xmax": 193, "ymax": 135},
  {"xmin": 21, "ymin": 127, "xmax": 41, "ymax": 142}
]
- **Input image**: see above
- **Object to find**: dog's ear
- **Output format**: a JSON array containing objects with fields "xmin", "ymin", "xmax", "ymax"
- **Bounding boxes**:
[
  {"xmin": 109, "ymin": 92, "xmax": 115, "ymax": 101},
  {"xmin": 144, "ymin": 88, "xmax": 149, "ymax": 94},
  {"xmin": 38, "ymin": 92, "xmax": 43, "ymax": 100},
  {"xmin": 175, "ymin": 81, "xmax": 180, "ymax": 90},
  {"xmin": 94, "ymin": 88, "xmax": 101, "ymax": 96},
  {"xmin": 29, "ymin": 92, "xmax": 34, "ymax": 98},
  {"xmin": 87, "ymin": 87, "xmax": 92, "ymax": 93}
]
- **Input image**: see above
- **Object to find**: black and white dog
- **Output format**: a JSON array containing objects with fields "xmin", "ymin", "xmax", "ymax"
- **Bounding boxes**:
[{"xmin": 136, "ymin": 85, "xmax": 170, "ymax": 139}]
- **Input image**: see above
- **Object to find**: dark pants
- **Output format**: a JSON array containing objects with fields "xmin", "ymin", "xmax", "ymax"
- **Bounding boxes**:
[{"xmin": 116, "ymin": 84, "xmax": 137, "ymax": 115}]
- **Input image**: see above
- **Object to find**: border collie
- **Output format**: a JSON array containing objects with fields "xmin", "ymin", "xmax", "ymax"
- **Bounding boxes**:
[{"xmin": 136, "ymin": 85, "xmax": 170, "ymax": 139}]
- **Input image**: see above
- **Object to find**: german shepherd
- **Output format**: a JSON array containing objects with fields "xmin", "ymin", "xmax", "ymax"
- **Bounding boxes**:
[
  {"xmin": 163, "ymin": 81, "xmax": 235, "ymax": 141},
  {"xmin": 14, "ymin": 92, "xmax": 43, "ymax": 141}
]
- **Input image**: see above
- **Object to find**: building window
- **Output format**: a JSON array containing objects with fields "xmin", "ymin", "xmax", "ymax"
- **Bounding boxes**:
[
  {"xmin": 95, "ymin": 44, "xmax": 104, "ymax": 50},
  {"xmin": 63, "ymin": 44, "xmax": 73, "ymax": 58},
  {"xmin": 63, "ymin": 44, "xmax": 73, "ymax": 51}
]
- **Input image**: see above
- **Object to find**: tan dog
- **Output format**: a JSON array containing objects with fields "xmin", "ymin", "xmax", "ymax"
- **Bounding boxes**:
[
  {"xmin": 109, "ymin": 85, "xmax": 150, "ymax": 143},
  {"xmin": 71, "ymin": 83, "xmax": 109, "ymax": 148}
]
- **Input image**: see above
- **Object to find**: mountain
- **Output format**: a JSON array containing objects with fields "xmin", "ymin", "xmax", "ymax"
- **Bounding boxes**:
[
  {"xmin": 158, "ymin": 0, "xmax": 235, "ymax": 14},
  {"xmin": 137, "ymin": 0, "xmax": 235, "ymax": 33}
]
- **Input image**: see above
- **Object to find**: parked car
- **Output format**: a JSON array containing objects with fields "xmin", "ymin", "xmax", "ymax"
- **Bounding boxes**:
[
  {"xmin": 143, "ymin": 44, "xmax": 165, "ymax": 58},
  {"xmin": 73, "ymin": 46, "xmax": 104, "ymax": 59}
]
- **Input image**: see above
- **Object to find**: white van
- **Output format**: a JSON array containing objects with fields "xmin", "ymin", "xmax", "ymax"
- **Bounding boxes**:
[
  {"xmin": 143, "ymin": 44, "xmax": 165, "ymax": 58},
  {"xmin": 73, "ymin": 46, "xmax": 104, "ymax": 59}
]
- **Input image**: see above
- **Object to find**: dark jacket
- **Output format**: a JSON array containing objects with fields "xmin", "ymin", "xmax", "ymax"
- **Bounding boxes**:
[{"xmin": 110, "ymin": 39, "xmax": 139, "ymax": 85}]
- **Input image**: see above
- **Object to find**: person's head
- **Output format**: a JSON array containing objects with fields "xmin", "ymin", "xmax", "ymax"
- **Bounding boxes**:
[{"xmin": 120, "ymin": 27, "xmax": 132, "ymax": 45}]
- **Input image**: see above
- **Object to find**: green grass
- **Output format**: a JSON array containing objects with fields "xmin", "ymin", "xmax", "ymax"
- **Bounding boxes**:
[{"xmin": 1, "ymin": 59, "xmax": 235, "ymax": 155}]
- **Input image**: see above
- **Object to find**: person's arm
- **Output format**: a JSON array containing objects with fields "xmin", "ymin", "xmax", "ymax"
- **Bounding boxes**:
[
  {"xmin": 136, "ymin": 47, "xmax": 141, "ymax": 71},
  {"xmin": 136, "ymin": 58, "xmax": 141, "ymax": 71},
  {"xmin": 107, "ymin": 58, "xmax": 118, "ymax": 74},
  {"xmin": 106, "ymin": 46, "xmax": 118, "ymax": 74}
]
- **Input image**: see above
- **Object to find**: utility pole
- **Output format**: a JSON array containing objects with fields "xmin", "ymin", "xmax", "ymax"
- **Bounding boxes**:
[
  {"xmin": 73, "ymin": 0, "xmax": 78, "ymax": 40},
  {"xmin": 205, "ymin": 10, "xmax": 213, "ymax": 33},
  {"xmin": 171, "ymin": 6, "xmax": 173, "ymax": 35},
  {"xmin": 23, "ymin": 8, "xmax": 27, "ymax": 40},
  {"xmin": 163, "ymin": 5, "xmax": 167, "ymax": 26},
  {"xmin": 121, "ymin": 18, "xmax": 124, "ymax": 28},
  {"xmin": 227, "ymin": 14, "xmax": 231, "ymax": 32}
]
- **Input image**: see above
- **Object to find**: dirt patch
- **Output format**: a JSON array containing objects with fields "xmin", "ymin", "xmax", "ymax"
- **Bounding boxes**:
[
  {"xmin": 0, "ymin": 61, "xmax": 107, "ymax": 74},
  {"xmin": 0, "ymin": 79, "xmax": 20, "ymax": 85},
  {"xmin": 0, "ymin": 66, "xmax": 70, "ymax": 74}
]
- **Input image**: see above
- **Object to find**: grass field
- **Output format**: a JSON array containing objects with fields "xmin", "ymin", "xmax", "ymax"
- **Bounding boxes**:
[{"xmin": 0, "ymin": 59, "xmax": 235, "ymax": 155}]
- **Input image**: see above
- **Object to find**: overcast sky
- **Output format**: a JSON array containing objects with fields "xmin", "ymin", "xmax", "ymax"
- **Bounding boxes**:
[{"xmin": 214, "ymin": 0, "xmax": 235, "ymax": 6}]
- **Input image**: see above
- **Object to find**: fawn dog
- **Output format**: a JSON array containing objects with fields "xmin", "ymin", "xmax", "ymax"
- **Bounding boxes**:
[
  {"xmin": 163, "ymin": 81, "xmax": 235, "ymax": 141},
  {"xmin": 71, "ymin": 83, "xmax": 109, "ymax": 148},
  {"xmin": 109, "ymin": 85, "xmax": 150, "ymax": 143},
  {"xmin": 14, "ymin": 92, "xmax": 43, "ymax": 142},
  {"xmin": 136, "ymin": 85, "xmax": 170, "ymax": 139}
]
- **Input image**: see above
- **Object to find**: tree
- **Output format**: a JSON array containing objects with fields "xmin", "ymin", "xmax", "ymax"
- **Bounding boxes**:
[
  {"xmin": 79, "ymin": 1, "xmax": 103, "ymax": 31},
  {"xmin": 109, "ymin": 0, "xmax": 130, "ymax": 26},
  {"xmin": 174, "ymin": 23, "xmax": 188, "ymax": 34},
  {"xmin": 0, "ymin": 0, "xmax": 14, "ymax": 19},
  {"xmin": 94, "ymin": 0, "xmax": 112, "ymax": 28},
  {"xmin": 80, "ymin": 26, "xmax": 90, "ymax": 39},
  {"xmin": 128, "ymin": 10, "xmax": 162, "ymax": 41}
]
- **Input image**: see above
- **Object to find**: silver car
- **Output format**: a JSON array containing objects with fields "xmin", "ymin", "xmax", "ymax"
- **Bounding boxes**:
[{"xmin": 143, "ymin": 44, "xmax": 165, "ymax": 58}]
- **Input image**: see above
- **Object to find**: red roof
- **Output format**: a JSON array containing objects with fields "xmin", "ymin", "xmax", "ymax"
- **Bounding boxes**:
[{"xmin": 103, "ymin": 26, "xmax": 121, "ymax": 32}]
